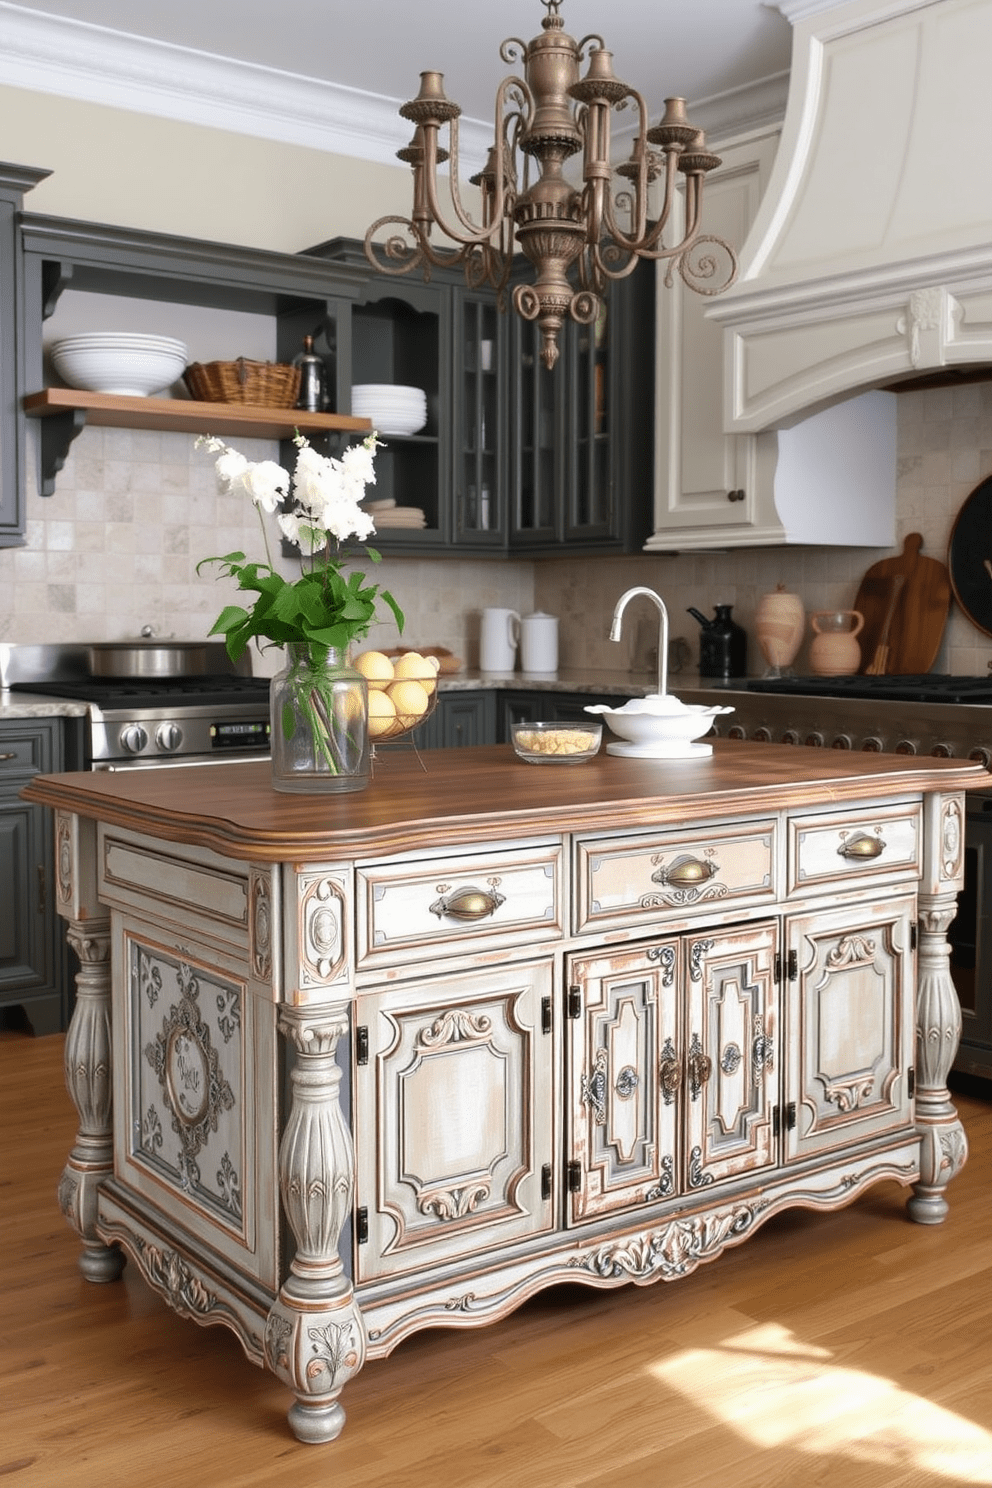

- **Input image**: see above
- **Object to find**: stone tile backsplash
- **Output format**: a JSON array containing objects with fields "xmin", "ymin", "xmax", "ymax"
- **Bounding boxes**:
[{"xmin": 2, "ymin": 381, "xmax": 990, "ymax": 679}]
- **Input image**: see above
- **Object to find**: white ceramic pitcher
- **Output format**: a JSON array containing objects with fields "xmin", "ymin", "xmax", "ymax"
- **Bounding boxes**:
[
  {"xmin": 480, "ymin": 608, "xmax": 520, "ymax": 672},
  {"xmin": 520, "ymin": 611, "xmax": 559, "ymax": 674}
]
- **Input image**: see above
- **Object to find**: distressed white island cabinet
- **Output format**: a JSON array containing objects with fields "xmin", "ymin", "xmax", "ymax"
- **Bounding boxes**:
[{"xmin": 24, "ymin": 743, "xmax": 985, "ymax": 1444}]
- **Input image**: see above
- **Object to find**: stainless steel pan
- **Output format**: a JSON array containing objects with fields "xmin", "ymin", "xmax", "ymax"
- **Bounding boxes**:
[{"xmin": 87, "ymin": 641, "xmax": 210, "ymax": 678}]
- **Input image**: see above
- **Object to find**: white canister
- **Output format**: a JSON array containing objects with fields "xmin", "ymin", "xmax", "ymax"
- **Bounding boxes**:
[
  {"xmin": 479, "ymin": 608, "xmax": 521, "ymax": 672},
  {"xmin": 520, "ymin": 611, "xmax": 559, "ymax": 674}
]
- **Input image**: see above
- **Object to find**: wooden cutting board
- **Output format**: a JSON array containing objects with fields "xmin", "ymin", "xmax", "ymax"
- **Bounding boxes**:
[{"xmin": 852, "ymin": 533, "xmax": 951, "ymax": 675}]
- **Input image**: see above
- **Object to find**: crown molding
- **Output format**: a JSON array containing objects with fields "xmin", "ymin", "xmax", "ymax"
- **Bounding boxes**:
[{"xmin": 0, "ymin": 3, "xmax": 493, "ymax": 170}]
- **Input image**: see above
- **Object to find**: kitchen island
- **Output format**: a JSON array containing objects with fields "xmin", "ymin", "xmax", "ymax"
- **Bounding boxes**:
[{"xmin": 24, "ymin": 742, "xmax": 985, "ymax": 1444}]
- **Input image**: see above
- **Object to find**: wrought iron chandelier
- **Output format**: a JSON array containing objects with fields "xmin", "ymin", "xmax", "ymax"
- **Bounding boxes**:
[{"xmin": 364, "ymin": 0, "xmax": 737, "ymax": 369}]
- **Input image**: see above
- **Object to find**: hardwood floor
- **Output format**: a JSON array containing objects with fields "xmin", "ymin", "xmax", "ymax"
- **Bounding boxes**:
[{"xmin": 3, "ymin": 1031, "xmax": 990, "ymax": 1488}]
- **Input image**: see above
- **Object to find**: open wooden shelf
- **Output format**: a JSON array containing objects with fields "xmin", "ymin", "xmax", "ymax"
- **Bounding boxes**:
[{"xmin": 23, "ymin": 388, "xmax": 373, "ymax": 496}]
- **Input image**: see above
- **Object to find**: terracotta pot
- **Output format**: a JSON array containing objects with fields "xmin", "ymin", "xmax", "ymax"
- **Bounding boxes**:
[
  {"xmin": 754, "ymin": 586, "xmax": 804, "ymax": 674},
  {"xmin": 809, "ymin": 610, "xmax": 864, "ymax": 676}
]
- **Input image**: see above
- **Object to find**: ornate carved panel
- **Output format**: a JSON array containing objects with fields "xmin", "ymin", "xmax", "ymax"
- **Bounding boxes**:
[{"xmin": 127, "ymin": 934, "xmax": 247, "ymax": 1240}]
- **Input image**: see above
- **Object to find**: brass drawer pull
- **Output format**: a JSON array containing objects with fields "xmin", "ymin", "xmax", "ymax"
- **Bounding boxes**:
[
  {"xmin": 0, "ymin": 751, "xmax": 16, "ymax": 761},
  {"xmin": 651, "ymin": 854, "xmax": 718, "ymax": 889},
  {"xmin": 838, "ymin": 832, "xmax": 885, "ymax": 861},
  {"xmin": 429, "ymin": 883, "xmax": 506, "ymax": 921}
]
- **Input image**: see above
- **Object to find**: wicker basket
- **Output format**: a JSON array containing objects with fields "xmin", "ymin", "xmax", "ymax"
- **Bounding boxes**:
[{"xmin": 183, "ymin": 358, "xmax": 301, "ymax": 407}]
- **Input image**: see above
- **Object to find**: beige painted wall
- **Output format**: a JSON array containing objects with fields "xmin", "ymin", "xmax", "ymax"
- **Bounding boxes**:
[{"xmin": 0, "ymin": 86, "xmax": 409, "ymax": 250}]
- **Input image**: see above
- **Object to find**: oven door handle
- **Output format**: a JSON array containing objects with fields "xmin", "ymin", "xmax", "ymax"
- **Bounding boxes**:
[{"xmin": 93, "ymin": 755, "xmax": 269, "ymax": 771}]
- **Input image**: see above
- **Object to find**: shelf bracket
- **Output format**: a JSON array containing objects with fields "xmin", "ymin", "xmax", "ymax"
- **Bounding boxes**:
[{"xmin": 39, "ymin": 408, "xmax": 87, "ymax": 497}]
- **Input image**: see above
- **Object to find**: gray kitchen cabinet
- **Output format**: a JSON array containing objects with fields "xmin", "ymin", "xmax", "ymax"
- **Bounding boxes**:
[
  {"xmin": 496, "ymin": 689, "xmax": 633, "ymax": 741},
  {"xmin": 406, "ymin": 690, "xmax": 497, "ymax": 751},
  {"xmin": 0, "ymin": 163, "xmax": 51, "ymax": 547},
  {"xmin": 0, "ymin": 716, "xmax": 78, "ymax": 1032}
]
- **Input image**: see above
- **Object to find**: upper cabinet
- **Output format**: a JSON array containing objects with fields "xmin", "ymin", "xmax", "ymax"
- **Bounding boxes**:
[
  {"xmin": 0, "ymin": 164, "xmax": 50, "ymax": 548},
  {"xmin": 648, "ymin": 128, "xmax": 896, "ymax": 552},
  {"xmin": 11, "ymin": 210, "xmax": 655, "ymax": 558}
]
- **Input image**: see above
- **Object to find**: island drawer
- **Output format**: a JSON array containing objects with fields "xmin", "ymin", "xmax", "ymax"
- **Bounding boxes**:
[
  {"xmin": 574, "ymin": 819, "xmax": 778, "ymax": 935},
  {"xmin": 787, "ymin": 802, "xmax": 922, "ymax": 897},
  {"xmin": 356, "ymin": 842, "xmax": 563, "ymax": 970}
]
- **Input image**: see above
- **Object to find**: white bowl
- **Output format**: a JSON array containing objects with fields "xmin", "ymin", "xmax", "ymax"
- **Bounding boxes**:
[
  {"xmin": 52, "ymin": 335, "xmax": 189, "ymax": 397},
  {"xmin": 584, "ymin": 694, "xmax": 734, "ymax": 758}
]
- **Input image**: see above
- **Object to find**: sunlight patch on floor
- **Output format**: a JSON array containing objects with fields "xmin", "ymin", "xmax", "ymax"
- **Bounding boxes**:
[{"xmin": 649, "ymin": 1322, "xmax": 992, "ymax": 1484}]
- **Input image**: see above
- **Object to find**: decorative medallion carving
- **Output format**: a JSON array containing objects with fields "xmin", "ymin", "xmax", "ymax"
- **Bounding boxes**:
[
  {"xmin": 721, "ymin": 1042, "xmax": 742, "ymax": 1076},
  {"xmin": 418, "ymin": 1009, "xmax": 492, "ymax": 1047},
  {"xmin": 418, "ymin": 1182, "xmax": 491, "ymax": 1221},
  {"xmin": 250, "ymin": 869, "xmax": 272, "ymax": 980},
  {"xmin": 614, "ymin": 1065, "xmax": 639, "ymax": 1100},
  {"xmin": 823, "ymin": 1076, "xmax": 875, "ymax": 1112},
  {"xmin": 896, "ymin": 286, "xmax": 953, "ymax": 367},
  {"xmin": 688, "ymin": 940, "xmax": 715, "ymax": 982},
  {"xmin": 571, "ymin": 1200, "xmax": 768, "ymax": 1281},
  {"xmin": 645, "ymin": 1155, "xmax": 675, "ymax": 1200},
  {"xmin": 826, "ymin": 935, "xmax": 875, "ymax": 972},
  {"xmin": 143, "ymin": 954, "xmax": 237, "ymax": 1191},
  {"xmin": 687, "ymin": 1144, "xmax": 714, "ymax": 1188},
  {"xmin": 941, "ymin": 798, "xmax": 963, "ymax": 881},
  {"xmin": 751, "ymin": 1016, "xmax": 774, "ymax": 1085},
  {"xmin": 298, "ymin": 875, "xmax": 346, "ymax": 984},
  {"xmin": 56, "ymin": 812, "xmax": 73, "ymax": 906},
  {"xmin": 134, "ymin": 1238, "xmax": 217, "ymax": 1318}
]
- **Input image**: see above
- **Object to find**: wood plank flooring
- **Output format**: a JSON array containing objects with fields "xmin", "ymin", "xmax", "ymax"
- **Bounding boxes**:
[{"xmin": 3, "ymin": 1032, "xmax": 990, "ymax": 1488}]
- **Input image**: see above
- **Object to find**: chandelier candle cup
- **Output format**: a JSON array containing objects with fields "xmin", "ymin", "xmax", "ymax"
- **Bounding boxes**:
[
  {"xmin": 196, "ymin": 431, "xmax": 404, "ymax": 793},
  {"xmin": 365, "ymin": 1, "xmax": 736, "ymax": 370}
]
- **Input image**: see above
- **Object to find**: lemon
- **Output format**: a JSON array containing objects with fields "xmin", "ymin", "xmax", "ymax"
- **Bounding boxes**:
[
  {"xmin": 367, "ymin": 688, "xmax": 397, "ymax": 738},
  {"xmin": 354, "ymin": 650, "xmax": 395, "ymax": 683},
  {"xmin": 388, "ymin": 678, "xmax": 430, "ymax": 723},
  {"xmin": 392, "ymin": 650, "xmax": 437, "ymax": 695}
]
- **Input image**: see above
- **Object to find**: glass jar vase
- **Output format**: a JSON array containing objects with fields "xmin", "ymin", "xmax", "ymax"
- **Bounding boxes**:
[{"xmin": 269, "ymin": 643, "xmax": 370, "ymax": 793}]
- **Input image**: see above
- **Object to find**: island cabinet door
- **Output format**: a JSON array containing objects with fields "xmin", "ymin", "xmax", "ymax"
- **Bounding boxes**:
[
  {"xmin": 681, "ymin": 922, "xmax": 780, "ymax": 1191},
  {"xmin": 566, "ymin": 939, "xmax": 681, "ymax": 1223},
  {"xmin": 352, "ymin": 959, "xmax": 556, "ymax": 1284},
  {"xmin": 782, "ymin": 894, "xmax": 916, "ymax": 1162}
]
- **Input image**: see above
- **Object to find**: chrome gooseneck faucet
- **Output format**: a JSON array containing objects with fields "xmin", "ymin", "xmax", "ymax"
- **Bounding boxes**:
[{"xmin": 609, "ymin": 587, "xmax": 670, "ymax": 699}]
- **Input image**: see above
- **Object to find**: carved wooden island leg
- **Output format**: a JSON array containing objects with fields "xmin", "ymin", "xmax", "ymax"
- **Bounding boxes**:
[
  {"xmin": 908, "ymin": 793, "xmax": 969, "ymax": 1224},
  {"xmin": 265, "ymin": 1006, "xmax": 366, "ymax": 1444},
  {"xmin": 54, "ymin": 813, "xmax": 125, "ymax": 1283}
]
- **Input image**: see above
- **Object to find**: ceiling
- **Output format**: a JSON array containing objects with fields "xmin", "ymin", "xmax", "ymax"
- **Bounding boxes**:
[{"xmin": 0, "ymin": 1, "xmax": 794, "ymax": 163}]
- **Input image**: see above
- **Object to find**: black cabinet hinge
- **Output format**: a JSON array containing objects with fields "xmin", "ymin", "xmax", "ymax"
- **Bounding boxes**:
[
  {"xmin": 911, "ymin": 922, "xmax": 918, "ymax": 951},
  {"xmin": 567, "ymin": 1160, "xmax": 582, "ymax": 1193},
  {"xmin": 785, "ymin": 1101, "xmax": 796, "ymax": 1130},
  {"xmin": 356, "ymin": 1206, "xmax": 369, "ymax": 1245},
  {"xmin": 773, "ymin": 1102, "xmax": 797, "ymax": 1137},
  {"xmin": 775, "ymin": 952, "xmax": 797, "ymax": 983},
  {"xmin": 908, "ymin": 1066, "xmax": 916, "ymax": 1099},
  {"xmin": 567, "ymin": 986, "xmax": 582, "ymax": 1019},
  {"xmin": 542, "ymin": 996, "xmax": 552, "ymax": 1034},
  {"xmin": 356, "ymin": 1026, "xmax": 369, "ymax": 1065},
  {"xmin": 541, "ymin": 1162, "xmax": 553, "ymax": 1200}
]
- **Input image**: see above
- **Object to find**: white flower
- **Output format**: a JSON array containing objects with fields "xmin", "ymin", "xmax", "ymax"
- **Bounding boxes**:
[
  {"xmin": 243, "ymin": 459, "xmax": 288, "ymax": 513},
  {"xmin": 213, "ymin": 447, "xmax": 250, "ymax": 489}
]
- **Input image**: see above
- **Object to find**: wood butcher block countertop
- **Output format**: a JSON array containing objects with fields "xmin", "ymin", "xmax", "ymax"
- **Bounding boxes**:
[{"xmin": 22, "ymin": 742, "xmax": 988, "ymax": 864}]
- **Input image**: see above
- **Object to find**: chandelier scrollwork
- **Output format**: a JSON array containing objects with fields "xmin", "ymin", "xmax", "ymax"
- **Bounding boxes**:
[{"xmin": 364, "ymin": 0, "xmax": 737, "ymax": 369}]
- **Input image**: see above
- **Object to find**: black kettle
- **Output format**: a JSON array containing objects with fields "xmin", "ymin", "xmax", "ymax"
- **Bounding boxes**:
[{"xmin": 687, "ymin": 604, "xmax": 748, "ymax": 679}]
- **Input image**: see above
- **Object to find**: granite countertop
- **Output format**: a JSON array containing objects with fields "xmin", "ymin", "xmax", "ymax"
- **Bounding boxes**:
[
  {"xmin": 0, "ymin": 669, "xmax": 751, "ymax": 721},
  {"xmin": 0, "ymin": 690, "xmax": 90, "ymax": 720}
]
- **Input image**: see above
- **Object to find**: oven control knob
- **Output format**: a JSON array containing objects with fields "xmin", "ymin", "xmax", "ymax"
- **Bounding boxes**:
[
  {"xmin": 727, "ymin": 724, "xmax": 747, "ymax": 740},
  {"xmin": 782, "ymin": 729, "xmax": 801, "ymax": 746},
  {"xmin": 969, "ymin": 747, "xmax": 992, "ymax": 769},
  {"xmin": 861, "ymin": 737, "xmax": 883, "ymax": 753},
  {"xmin": 831, "ymin": 734, "xmax": 852, "ymax": 750},
  {"xmin": 804, "ymin": 732, "xmax": 824, "ymax": 748},
  {"xmin": 120, "ymin": 724, "xmax": 148, "ymax": 755},
  {"xmin": 156, "ymin": 723, "xmax": 183, "ymax": 753},
  {"xmin": 753, "ymin": 727, "xmax": 772, "ymax": 743},
  {"xmin": 931, "ymin": 742, "xmax": 953, "ymax": 758},
  {"xmin": 895, "ymin": 739, "xmax": 917, "ymax": 755}
]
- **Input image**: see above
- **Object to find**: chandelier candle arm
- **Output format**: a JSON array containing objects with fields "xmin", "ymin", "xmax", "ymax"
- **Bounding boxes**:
[{"xmin": 365, "ymin": 0, "xmax": 737, "ymax": 369}]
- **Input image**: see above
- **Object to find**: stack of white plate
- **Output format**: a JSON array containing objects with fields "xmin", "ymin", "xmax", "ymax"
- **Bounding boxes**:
[
  {"xmin": 51, "ymin": 333, "xmax": 189, "ymax": 397},
  {"xmin": 351, "ymin": 383, "xmax": 427, "ymax": 436}
]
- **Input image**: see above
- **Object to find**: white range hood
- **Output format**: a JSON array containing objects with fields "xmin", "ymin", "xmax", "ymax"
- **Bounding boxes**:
[{"xmin": 708, "ymin": 0, "xmax": 992, "ymax": 432}]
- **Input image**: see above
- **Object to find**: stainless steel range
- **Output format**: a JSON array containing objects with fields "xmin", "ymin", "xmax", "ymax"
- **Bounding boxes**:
[
  {"xmin": 2, "ymin": 643, "xmax": 271, "ymax": 769},
  {"xmin": 701, "ymin": 672, "xmax": 992, "ymax": 1084}
]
